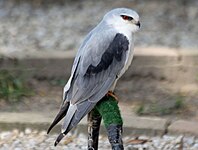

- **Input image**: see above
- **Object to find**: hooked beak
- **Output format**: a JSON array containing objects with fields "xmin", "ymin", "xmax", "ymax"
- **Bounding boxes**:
[{"xmin": 136, "ymin": 21, "xmax": 140, "ymax": 28}]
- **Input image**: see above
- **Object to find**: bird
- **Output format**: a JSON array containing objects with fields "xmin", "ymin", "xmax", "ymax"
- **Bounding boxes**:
[{"xmin": 47, "ymin": 8, "xmax": 140, "ymax": 146}]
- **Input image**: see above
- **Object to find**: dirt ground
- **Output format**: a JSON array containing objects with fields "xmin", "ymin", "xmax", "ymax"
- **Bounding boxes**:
[{"xmin": 1, "ymin": 76, "xmax": 198, "ymax": 122}]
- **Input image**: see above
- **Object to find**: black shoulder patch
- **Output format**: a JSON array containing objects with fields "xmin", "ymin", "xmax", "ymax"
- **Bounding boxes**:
[{"xmin": 85, "ymin": 33, "xmax": 129, "ymax": 76}]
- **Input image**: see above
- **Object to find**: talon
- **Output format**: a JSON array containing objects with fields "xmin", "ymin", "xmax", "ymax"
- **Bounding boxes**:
[{"xmin": 106, "ymin": 91, "xmax": 118, "ymax": 101}]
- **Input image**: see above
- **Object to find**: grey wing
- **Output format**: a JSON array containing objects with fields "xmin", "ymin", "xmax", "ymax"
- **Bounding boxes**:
[
  {"xmin": 67, "ymin": 31, "xmax": 130, "ymax": 103},
  {"xmin": 62, "ymin": 30, "xmax": 94, "ymax": 100},
  {"xmin": 65, "ymin": 32, "xmax": 129, "ymax": 129},
  {"xmin": 54, "ymin": 31, "xmax": 130, "ymax": 146}
]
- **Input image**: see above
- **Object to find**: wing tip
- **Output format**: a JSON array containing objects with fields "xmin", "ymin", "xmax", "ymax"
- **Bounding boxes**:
[
  {"xmin": 47, "ymin": 126, "xmax": 52, "ymax": 134},
  {"xmin": 47, "ymin": 120, "xmax": 59, "ymax": 135},
  {"xmin": 47, "ymin": 102, "xmax": 69, "ymax": 134},
  {"xmin": 54, "ymin": 133, "xmax": 65, "ymax": 146}
]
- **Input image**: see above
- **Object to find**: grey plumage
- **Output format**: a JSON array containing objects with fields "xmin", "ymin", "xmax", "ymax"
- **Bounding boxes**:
[{"xmin": 47, "ymin": 8, "xmax": 140, "ymax": 146}]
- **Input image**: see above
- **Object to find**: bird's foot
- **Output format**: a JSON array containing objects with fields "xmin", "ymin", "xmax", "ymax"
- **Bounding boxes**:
[{"xmin": 106, "ymin": 91, "xmax": 118, "ymax": 101}]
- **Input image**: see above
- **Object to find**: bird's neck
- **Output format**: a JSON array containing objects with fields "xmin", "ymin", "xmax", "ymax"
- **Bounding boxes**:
[{"xmin": 115, "ymin": 26, "xmax": 133, "ymax": 42}]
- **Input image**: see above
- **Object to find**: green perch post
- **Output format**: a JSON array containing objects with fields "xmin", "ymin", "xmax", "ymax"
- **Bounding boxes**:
[{"xmin": 88, "ymin": 95, "xmax": 124, "ymax": 150}]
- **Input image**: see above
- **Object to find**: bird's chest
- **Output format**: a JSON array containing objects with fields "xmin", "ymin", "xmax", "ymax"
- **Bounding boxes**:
[
  {"xmin": 119, "ymin": 34, "xmax": 134, "ymax": 77},
  {"xmin": 125, "ymin": 39, "xmax": 134, "ymax": 69}
]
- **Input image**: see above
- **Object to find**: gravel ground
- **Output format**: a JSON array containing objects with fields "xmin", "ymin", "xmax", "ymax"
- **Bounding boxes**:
[{"xmin": 1, "ymin": 128, "xmax": 198, "ymax": 150}]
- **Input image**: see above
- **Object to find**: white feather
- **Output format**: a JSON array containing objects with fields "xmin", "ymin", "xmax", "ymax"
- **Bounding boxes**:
[{"xmin": 61, "ymin": 104, "xmax": 77, "ymax": 132}]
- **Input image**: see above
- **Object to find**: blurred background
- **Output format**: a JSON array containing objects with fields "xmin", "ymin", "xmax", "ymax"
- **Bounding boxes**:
[
  {"xmin": 0, "ymin": 0, "xmax": 198, "ymax": 149},
  {"xmin": 0, "ymin": 0, "xmax": 197, "ymax": 54}
]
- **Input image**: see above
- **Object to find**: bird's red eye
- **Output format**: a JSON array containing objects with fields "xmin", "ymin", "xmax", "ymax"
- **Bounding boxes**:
[
  {"xmin": 121, "ymin": 15, "xmax": 128, "ymax": 20},
  {"xmin": 121, "ymin": 15, "xmax": 133, "ymax": 21}
]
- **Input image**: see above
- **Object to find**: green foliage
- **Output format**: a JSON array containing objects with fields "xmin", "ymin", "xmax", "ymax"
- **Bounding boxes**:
[
  {"xmin": 0, "ymin": 70, "xmax": 34, "ymax": 102},
  {"xmin": 174, "ymin": 96, "xmax": 184, "ymax": 109},
  {"xmin": 136, "ymin": 96, "xmax": 185, "ymax": 116}
]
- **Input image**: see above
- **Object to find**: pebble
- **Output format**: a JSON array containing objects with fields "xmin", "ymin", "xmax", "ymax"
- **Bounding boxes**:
[
  {"xmin": 24, "ymin": 128, "xmax": 31, "ymax": 135},
  {"xmin": 0, "ymin": 129, "xmax": 198, "ymax": 150}
]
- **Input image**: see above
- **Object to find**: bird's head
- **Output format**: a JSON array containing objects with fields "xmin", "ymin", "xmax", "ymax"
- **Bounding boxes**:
[{"xmin": 103, "ymin": 8, "xmax": 140, "ymax": 33}]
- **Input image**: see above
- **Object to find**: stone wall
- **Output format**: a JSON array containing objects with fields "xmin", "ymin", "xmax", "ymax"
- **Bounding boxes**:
[{"xmin": 0, "ymin": 0, "xmax": 197, "ymax": 55}]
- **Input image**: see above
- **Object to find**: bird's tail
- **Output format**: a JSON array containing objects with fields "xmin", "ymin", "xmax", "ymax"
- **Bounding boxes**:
[
  {"xmin": 54, "ymin": 101, "xmax": 96, "ymax": 146},
  {"xmin": 47, "ymin": 101, "xmax": 69, "ymax": 134}
]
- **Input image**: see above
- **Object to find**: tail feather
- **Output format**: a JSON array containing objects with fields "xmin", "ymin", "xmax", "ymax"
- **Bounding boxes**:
[
  {"xmin": 54, "ymin": 104, "xmax": 77, "ymax": 146},
  {"xmin": 54, "ymin": 101, "xmax": 95, "ymax": 146},
  {"xmin": 64, "ymin": 101, "xmax": 95, "ymax": 134},
  {"xmin": 47, "ymin": 102, "xmax": 69, "ymax": 134},
  {"xmin": 54, "ymin": 133, "xmax": 65, "ymax": 146},
  {"xmin": 62, "ymin": 104, "xmax": 77, "ymax": 132}
]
